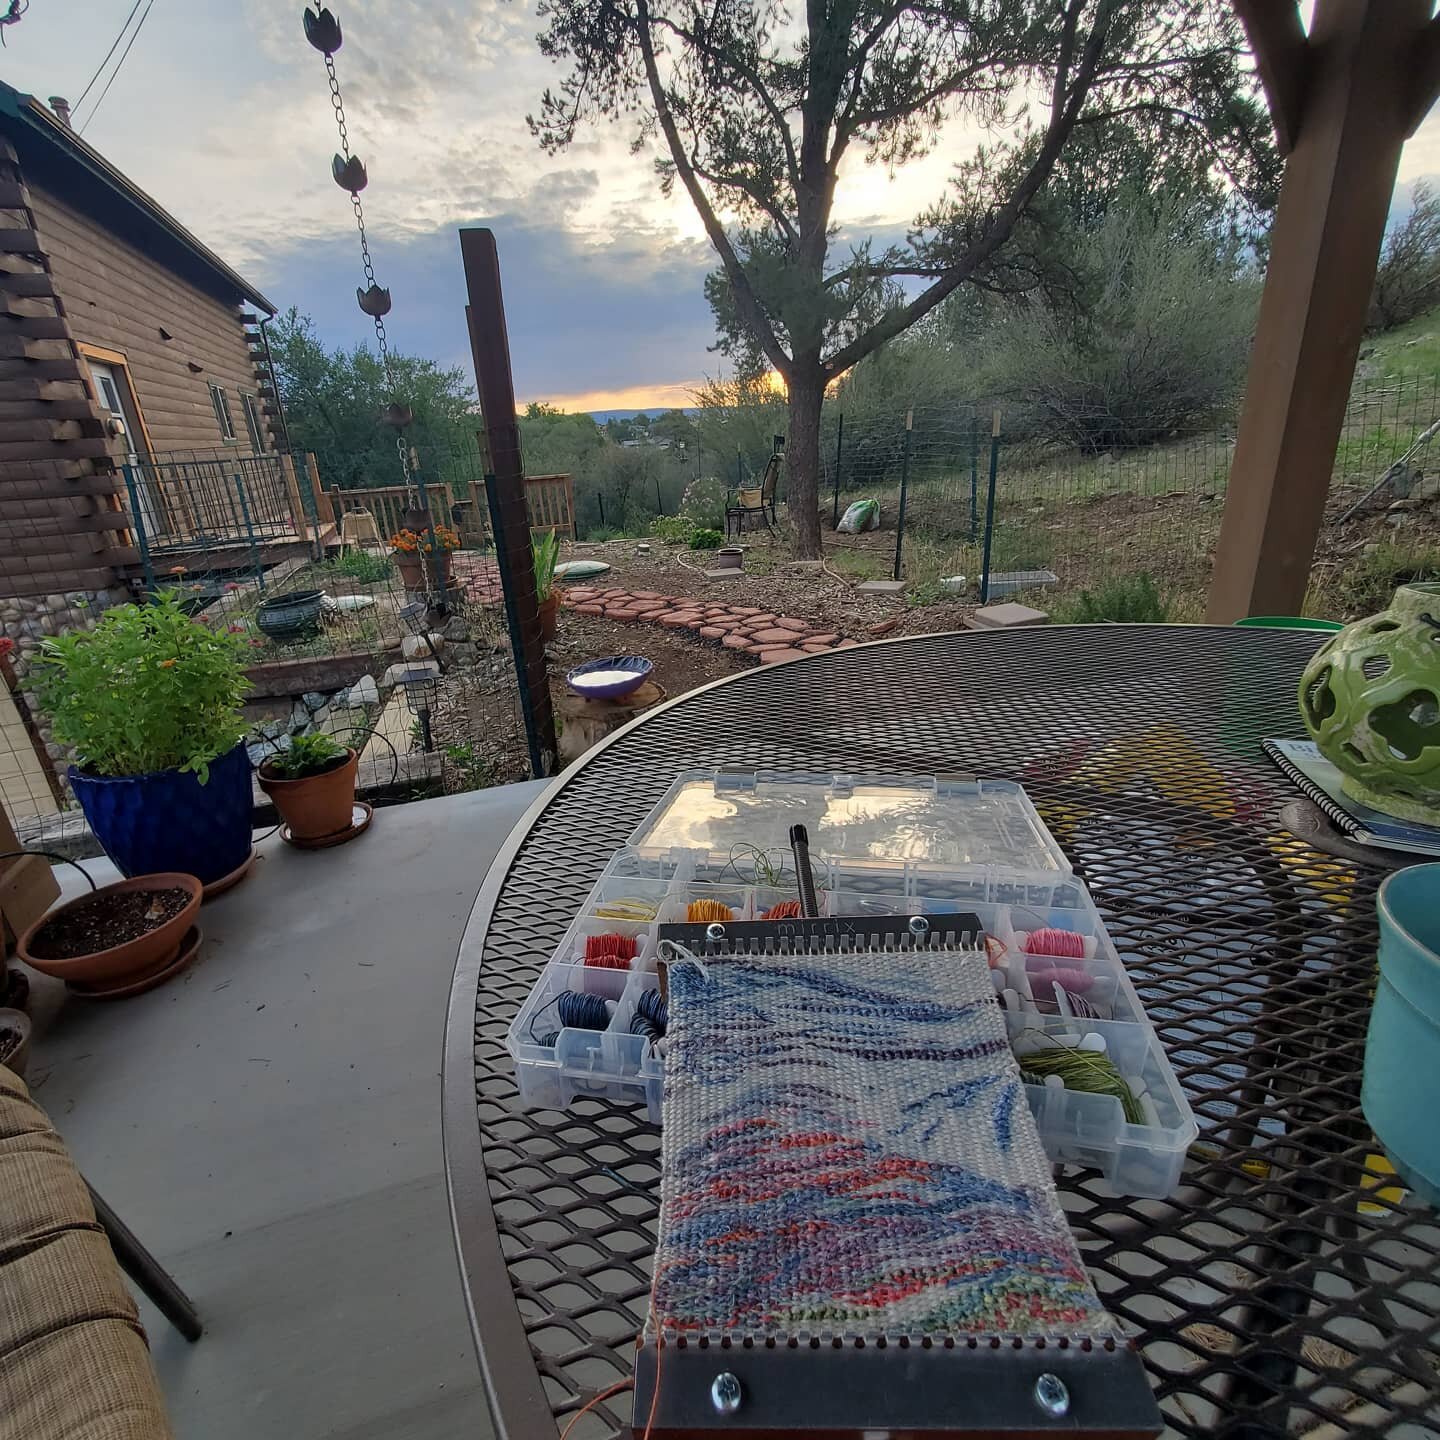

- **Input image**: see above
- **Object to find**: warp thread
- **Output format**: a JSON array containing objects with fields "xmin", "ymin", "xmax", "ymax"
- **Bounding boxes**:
[{"xmin": 630, "ymin": 986, "xmax": 669, "ymax": 1046}]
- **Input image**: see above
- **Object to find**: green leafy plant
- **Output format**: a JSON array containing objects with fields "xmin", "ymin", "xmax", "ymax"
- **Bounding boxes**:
[
  {"xmin": 1055, "ymin": 573, "xmax": 1170, "ymax": 624},
  {"xmin": 444, "ymin": 742, "xmax": 498, "ymax": 793},
  {"xmin": 651, "ymin": 514, "xmax": 696, "ymax": 545},
  {"xmin": 688, "ymin": 527, "xmax": 724, "ymax": 551},
  {"xmin": 327, "ymin": 550, "xmax": 394, "ymax": 583},
  {"xmin": 263, "ymin": 732, "xmax": 350, "ymax": 779},
  {"xmin": 27, "ymin": 590, "xmax": 251, "ymax": 782},
  {"xmin": 532, "ymin": 530, "xmax": 561, "ymax": 601}
]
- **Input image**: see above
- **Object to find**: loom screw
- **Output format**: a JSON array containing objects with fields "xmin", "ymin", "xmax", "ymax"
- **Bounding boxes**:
[
  {"xmin": 710, "ymin": 1371, "xmax": 743, "ymax": 1416},
  {"xmin": 908, "ymin": 916, "xmax": 930, "ymax": 940},
  {"xmin": 1034, "ymin": 1372, "xmax": 1070, "ymax": 1417},
  {"xmin": 705, "ymin": 922, "xmax": 727, "ymax": 942}
]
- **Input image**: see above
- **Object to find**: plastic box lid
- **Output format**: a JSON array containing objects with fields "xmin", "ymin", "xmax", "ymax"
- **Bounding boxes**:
[{"xmin": 627, "ymin": 770, "xmax": 1069, "ymax": 873}]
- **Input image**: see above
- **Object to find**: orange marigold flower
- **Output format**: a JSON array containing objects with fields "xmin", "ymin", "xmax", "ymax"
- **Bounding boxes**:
[{"xmin": 158, "ymin": 658, "xmax": 178, "ymax": 668}]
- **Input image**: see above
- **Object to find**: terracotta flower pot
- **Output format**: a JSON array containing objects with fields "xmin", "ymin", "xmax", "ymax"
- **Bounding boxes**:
[
  {"xmin": 17, "ymin": 873, "xmax": 203, "ymax": 986},
  {"xmin": 538, "ymin": 593, "xmax": 560, "ymax": 643},
  {"xmin": 0, "ymin": 1008, "xmax": 31, "ymax": 1079},
  {"xmin": 257, "ymin": 748, "xmax": 358, "ymax": 841},
  {"xmin": 396, "ymin": 553, "xmax": 424, "ymax": 590}
]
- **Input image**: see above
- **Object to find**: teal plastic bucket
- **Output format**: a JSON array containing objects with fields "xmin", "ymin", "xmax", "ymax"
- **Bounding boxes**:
[
  {"xmin": 1363, "ymin": 863, "xmax": 1440, "ymax": 1207},
  {"xmin": 1233, "ymin": 616, "xmax": 1344, "ymax": 631}
]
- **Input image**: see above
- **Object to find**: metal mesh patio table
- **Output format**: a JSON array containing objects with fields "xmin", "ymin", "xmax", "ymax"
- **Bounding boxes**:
[{"xmin": 442, "ymin": 625, "xmax": 1440, "ymax": 1440}]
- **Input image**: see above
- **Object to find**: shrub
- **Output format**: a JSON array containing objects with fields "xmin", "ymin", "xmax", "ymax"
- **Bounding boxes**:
[
  {"xmin": 27, "ymin": 589, "xmax": 250, "ymax": 781},
  {"xmin": 264, "ymin": 732, "xmax": 350, "ymax": 779},
  {"xmin": 328, "ymin": 549, "xmax": 393, "ymax": 583},
  {"xmin": 651, "ymin": 514, "xmax": 696, "ymax": 545},
  {"xmin": 1370, "ymin": 183, "xmax": 1440, "ymax": 333},
  {"xmin": 677, "ymin": 474, "xmax": 729, "ymax": 530},
  {"xmin": 1055, "ymin": 573, "xmax": 1170, "ymax": 623},
  {"xmin": 983, "ymin": 203, "xmax": 1257, "ymax": 452},
  {"xmin": 688, "ymin": 527, "xmax": 724, "ymax": 550}
]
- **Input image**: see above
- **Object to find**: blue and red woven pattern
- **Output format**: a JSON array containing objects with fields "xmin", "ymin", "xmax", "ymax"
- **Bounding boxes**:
[{"xmin": 651, "ymin": 949, "xmax": 1114, "ymax": 1340}]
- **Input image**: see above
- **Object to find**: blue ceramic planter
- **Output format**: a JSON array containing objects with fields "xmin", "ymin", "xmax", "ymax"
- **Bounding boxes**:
[
  {"xmin": 1363, "ymin": 863, "xmax": 1440, "ymax": 1208},
  {"xmin": 69, "ymin": 742, "xmax": 253, "ymax": 886}
]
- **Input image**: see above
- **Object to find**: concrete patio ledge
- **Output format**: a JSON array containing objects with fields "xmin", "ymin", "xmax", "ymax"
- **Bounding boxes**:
[{"xmin": 19, "ymin": 782, "xmax": 543, "ymax": 1440}]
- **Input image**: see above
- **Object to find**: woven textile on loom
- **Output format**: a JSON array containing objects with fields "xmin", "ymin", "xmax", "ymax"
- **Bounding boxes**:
[{"xmin": 650, "ymin": 948, "xmax": 1117, "ymax": 1341}]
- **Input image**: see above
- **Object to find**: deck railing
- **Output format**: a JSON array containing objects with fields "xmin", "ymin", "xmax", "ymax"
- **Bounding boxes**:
[{"xmin": 120, "ymin": 450, "xmax": 316, "ymax": 555}]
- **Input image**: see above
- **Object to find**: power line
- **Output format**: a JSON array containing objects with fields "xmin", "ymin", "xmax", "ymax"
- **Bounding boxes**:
[
  {"xmin": 78, "ymin": 0, "xmax": 156, "ymax": 135},
  {"xmin": 72, "ymin": 0, "xmax": 143, "ymax": 112}
]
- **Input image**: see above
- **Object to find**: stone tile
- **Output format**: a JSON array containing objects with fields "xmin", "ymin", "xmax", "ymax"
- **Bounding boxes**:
[
  {"xmin": 749, "ymin": 626, "xmax": 802, "ymax": 645},
  {"xmin": 800, "ymin": 641, "xmax": 835, "ymax": 653},
  {"xmin": 631, "ymin": 590, "xmax": 662, "ymax": 600},
  {"xmin": 728, "ymin": 606, "xmax": 762, "ymax": 616},
  {"xmin": 857, "ymin": 580, "xmax": 906, "ymax": 594},
  {"xmin": 575, "ymin": 602, "xmax": 605, "ymax": 616},
  {"xmin": 722, "ymin": 632, "xmax": 753, "ymax": 649},
  {"xmin": 803, "ymin": 632, "xmax": 839, "ymax": 645},
  {"xmin": 833, "ymin": 638, "xmax": 860, "ymax": 648},
  {"xmin": 698, "ymin": 625, "xmax": 727, "ymax": 639},
  {"xmin": 772, "ymin": 617, "xmax": 810, "ymax": 632},
  {"xmin": 756, "ymin": 647, "xmax": 809, "ymax": 664},
  {"xmin": 659, "ymin": 611, "xmax": 704, "ymax": 628}
]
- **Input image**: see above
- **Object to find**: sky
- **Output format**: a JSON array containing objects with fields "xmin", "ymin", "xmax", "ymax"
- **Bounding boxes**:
[{"xmin": 4, "ymin": 1, "xmax": 1440, "ymax": 412}]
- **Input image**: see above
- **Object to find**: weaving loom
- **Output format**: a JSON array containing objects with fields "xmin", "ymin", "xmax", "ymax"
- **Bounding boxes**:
[{"xmin": 634, "ymin": 916, "xmax": 1162, "ymax": 1438}]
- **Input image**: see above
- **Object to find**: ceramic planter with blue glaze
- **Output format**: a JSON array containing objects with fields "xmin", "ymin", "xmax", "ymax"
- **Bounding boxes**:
[{"xmin": 69, "ymin": 742, "xmax": 253, "ymax": 887}]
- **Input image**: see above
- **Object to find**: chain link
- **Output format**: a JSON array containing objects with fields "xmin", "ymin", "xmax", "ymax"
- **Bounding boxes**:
[{"xmin": 324, "ymin": 49, "xmax": 410, "ymax": 487}]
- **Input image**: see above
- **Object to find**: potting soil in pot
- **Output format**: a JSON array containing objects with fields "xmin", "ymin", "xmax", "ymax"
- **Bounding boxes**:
[{"xmin": 26, "ymin": 887, "xmax": 192, "ymax": 960}]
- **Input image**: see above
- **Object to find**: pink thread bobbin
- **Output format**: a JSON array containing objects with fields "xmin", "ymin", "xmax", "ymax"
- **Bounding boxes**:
[{"xmin": 1017, "ymin": 927, "xmax": 1095, "ymax": 960}]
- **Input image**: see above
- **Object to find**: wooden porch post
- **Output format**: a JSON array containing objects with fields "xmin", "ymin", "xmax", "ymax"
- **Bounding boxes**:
[
  {"xmin": 1207, "ymin": 0, "xmax": 1440, "ymax": 622},
  {"xmin": 459, "ymin": 228, "xmax": 559, "ymax": 778}
]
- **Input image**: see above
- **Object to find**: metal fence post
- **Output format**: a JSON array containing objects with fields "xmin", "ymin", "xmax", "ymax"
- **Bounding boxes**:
[
  {"xmin": 121, "ymin": 464, "xmax": 156, "ymax": 595},
  {"xmin": 980, "ymin": 408, "xmax": 1001, "ymax": 604},
  {"xmin": 892, "ymin": 408, "xmax": 913, "ymax": 583},
  {"xmin": 831, "ymin": 412, "xmax": 844, "ymax": 528},
  {"xmin": 969, "ymin": 413, "xmax": 980, "ymax": 543},
  {"xmin": 233, "ymin": 472, "xmax": 264, "ymax": 591},
  {"xmin": 597, "ymin": 491, "xmax": 606, "ymax": 529}
]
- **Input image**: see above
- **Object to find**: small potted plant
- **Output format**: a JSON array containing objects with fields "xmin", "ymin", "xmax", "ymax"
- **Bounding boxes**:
[
  {"xmin": 390, "ymin": 524, "xmax": 461, "ymax": 592},
  {"xmin": 17, "ymin": 873, "xmax": 203, "ymax": 996},
  {"xmin": 256, "ymin": 733, "xmax": 359, "ymax": 844},
  {"xmin": 27, "ymin": 591, "xmax": 254, "ymax": 888},
  {"xmin": 533, "ymin": 530, "xmax": 561, "ymax": 642}
]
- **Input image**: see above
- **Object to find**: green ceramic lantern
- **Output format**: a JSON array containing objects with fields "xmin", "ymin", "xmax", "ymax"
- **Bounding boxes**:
[{"xmin": 1299, "ymin": 582, "xmax": 1440, "ymax": 825}]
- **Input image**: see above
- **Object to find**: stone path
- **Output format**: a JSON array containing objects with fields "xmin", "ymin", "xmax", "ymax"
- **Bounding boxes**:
[
  {"xmin": 451, "ymin": 553, "xmax": 503, "ymax": 606},
  {"xmin": 561, "ymin": 587, "xmax": 860, "ymax": 662}
]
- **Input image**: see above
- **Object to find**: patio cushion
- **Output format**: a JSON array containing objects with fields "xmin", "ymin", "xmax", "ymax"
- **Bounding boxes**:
[{"xmin": 0, "ymin": 1065, "xmax": 172, "ymax": 1440}]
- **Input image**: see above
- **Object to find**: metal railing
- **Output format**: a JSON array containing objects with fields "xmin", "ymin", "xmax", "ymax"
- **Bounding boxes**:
[{"xmin": 120, "ymin": 450, "xmax": 310, "ymax": 556}]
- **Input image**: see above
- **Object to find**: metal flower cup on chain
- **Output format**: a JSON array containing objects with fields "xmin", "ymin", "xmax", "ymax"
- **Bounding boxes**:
[{"xmin": 1299, "ymin": 582, "xmax": 1440, "ymax": 826}]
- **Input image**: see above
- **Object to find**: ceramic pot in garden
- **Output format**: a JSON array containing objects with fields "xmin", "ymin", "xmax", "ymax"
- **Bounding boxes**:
[
  {"xmin": 0, "ymin": 1009, "xmax": 30, "ymax": 1079},
  {"xmin": 396, "ymin": 553, "xmax": 425, "ymax": 590},
  {"xmin": 255, "ymin": 589, "xmax": 324, "ymax": 640},
  {"xmin": 258, "ymin": 747, "xmax": 358, "ymax": 842},
  {"xmin": 18, "ymin": 874, "xmax": 202, "ymax": 987},
  {"xmin": 69, "ymin": 742, "xmax": 254, "ymax": 887},
  {"xmin": 1299, "ymin": 582, "xmax": 1440, "ymax": 825},
  {"xmin": 715, "ymin": 547, "xmax": 744, "ymax": 571},
  {"xmin": 538, "ymin": 593, "xmax": 560, "ymax": 643}
]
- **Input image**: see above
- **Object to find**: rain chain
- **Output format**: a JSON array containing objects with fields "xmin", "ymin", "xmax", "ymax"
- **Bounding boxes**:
[{"xmin": 303, "ymin": 5, "xmax": 414, "ymax": 492}]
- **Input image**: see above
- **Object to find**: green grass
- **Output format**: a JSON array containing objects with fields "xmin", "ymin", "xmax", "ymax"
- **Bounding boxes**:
[
  {"xmin": 1051, "ymin": 573, "xmax": 1170, "ymax": 623},
  {"xmin": 1364, "ymin": 311, "xmax": 1440, "ymax": 381},
  {"xmin": 1307, "ymin": 539, "xmax": 1440, "ymax": 621}
]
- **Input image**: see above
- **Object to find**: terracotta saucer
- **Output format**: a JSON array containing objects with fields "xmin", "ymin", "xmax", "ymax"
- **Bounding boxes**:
[
  {"xmin": 203, "ymin": 849, "xmax": 256, "ymax": 901},
  {"xmin": 67, "ymin": 925, "xmax": 203, "ymax": 1000},
  {"xmin": 280, "ymin": 801, "xmax": 374, "ymax": 851}
]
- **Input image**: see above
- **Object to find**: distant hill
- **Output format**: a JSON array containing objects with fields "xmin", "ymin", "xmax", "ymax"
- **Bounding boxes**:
[{"xmin": 588, "ymin": 407, "xmax": 698, "ymax": 423}]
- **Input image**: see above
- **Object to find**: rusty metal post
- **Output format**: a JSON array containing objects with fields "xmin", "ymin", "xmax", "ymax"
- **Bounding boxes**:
[{"xmin": 459, "ymin": 229, "xmax": 558, "ymax": 778}]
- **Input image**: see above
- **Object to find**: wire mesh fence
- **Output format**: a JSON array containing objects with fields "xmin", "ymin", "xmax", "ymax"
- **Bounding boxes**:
[
  {"xmin": 809, "ymin": 372, "xmax": 1440, "ymax": 618},
  {"xmin": 0, "ymin": 441, "xmax": 537, "ymax": 843}
]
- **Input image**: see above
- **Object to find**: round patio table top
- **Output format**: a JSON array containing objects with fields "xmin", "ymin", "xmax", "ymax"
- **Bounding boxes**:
[{"xmin": 443, "ymin": 625, "xmax": 1439, "ymax": 1440}]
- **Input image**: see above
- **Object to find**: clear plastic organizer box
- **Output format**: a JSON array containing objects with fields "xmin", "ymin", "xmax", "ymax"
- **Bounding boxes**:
[{"xmin": 507, "ymin": 771, "xmax": 1199, "ymax": 1198}]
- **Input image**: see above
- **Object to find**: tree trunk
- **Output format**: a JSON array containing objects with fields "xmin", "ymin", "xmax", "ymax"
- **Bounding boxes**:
[{"xmin": 786, "ymin": 368, "xmax": 824, "ymax": 559}]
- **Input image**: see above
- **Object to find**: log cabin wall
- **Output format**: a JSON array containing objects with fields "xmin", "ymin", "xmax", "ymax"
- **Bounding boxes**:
[
  {"xmin": 26, "ymin": 182, "xmax": 273, "ymax": 455},
  {"xmin": 0, "ymin": 134, "xmax": 134, "ymax": 601}
]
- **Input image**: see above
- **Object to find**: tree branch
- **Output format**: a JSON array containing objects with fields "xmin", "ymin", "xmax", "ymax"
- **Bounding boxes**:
[
  {"xmin": 634, "ymin": 0, "xmax": 792, "ymax": 375},
  {"xmin": 649, "ymin": 12, "xmax": 802, "ymax": 191},
  {"xmin": 821, "ymin": 0, "xmax": 1112, "ymax": 380}
]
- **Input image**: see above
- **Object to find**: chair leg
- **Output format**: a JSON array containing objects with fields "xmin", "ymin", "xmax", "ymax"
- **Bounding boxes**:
[{"xmin": 87, "ymin": 1184, "xmax": 203, "ymax": 1342}]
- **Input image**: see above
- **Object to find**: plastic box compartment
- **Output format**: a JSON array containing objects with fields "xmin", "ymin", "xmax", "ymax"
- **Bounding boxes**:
[{"xmin": 506, "ymin": 776, "xmax": 1199, "ymax": 1198}]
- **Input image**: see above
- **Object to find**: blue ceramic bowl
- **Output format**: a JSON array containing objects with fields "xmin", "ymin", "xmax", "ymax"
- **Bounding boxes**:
[{"xmin": 566, "ymin": 654, "xmax": 652, "ymax": 700}]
